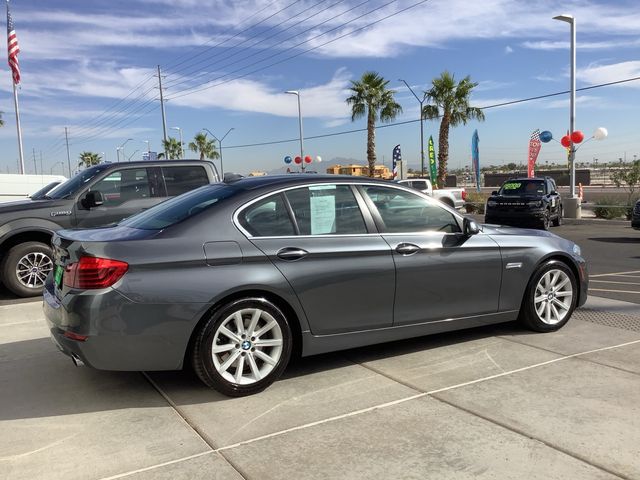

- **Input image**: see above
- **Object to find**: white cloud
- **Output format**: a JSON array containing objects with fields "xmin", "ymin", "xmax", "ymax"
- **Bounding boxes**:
[
  {"xmin": 522, "ymin": 39, "xmax": 640, "ymax": 51},
  {"xmin": 170, "ymin": 68, "xmax": 352, "ymax": 119},
  {"xmin": 505, "ymin": 45, "xmax": 513, "ymax": 54},
  {"xmin": 579, "ymin": 61, "xmax": 640, "ymax": 88}
]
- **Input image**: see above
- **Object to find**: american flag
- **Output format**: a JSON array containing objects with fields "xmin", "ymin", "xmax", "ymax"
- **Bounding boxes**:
[
  {"xmin": 7, "ymin": 2, "xmax": 20, "ymax": 85},
  {"xmin": 392, "ymin": 144, "xmax": 401, "ymax": 178}
]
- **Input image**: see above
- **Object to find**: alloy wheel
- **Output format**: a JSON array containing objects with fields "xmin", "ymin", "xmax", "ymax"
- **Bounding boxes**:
[
  {"xmin": 534, "ymin": 269, "xmax": 573, "ymax": 325},
  {"xmin": 211, "ymin": 308, "xmax": 283, "ymax": 385},
  {"xmin": 16, "ymin": 252, "xmax": 53, "ymax": 289}
]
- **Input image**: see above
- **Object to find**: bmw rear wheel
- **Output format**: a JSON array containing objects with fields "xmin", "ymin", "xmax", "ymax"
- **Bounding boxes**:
[
  {"xmin": 192, "ymin": 298, "xmax": 292, "ymax": 396},
  {"xmin": 519, "ymin": 260, "xmax": 577, "ymax": 332}
]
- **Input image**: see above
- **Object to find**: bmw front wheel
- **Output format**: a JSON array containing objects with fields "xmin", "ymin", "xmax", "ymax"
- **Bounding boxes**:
[
  {"xmin": 519, "ymin": 260, "xmax": 578, "ymax": 332},
  {"xmin": 192, "ymin": 298, "xmax": 292, "ymax": 396}
]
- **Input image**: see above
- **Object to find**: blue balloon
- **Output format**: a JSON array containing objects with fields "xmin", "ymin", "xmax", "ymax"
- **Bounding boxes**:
[
  {"xmin": 284, "ymin": 156, "xmax": 292, "ymax": 164},
  {"xmin": 540, "ymin": 131, "xmax": 553, "ymax": 143}
]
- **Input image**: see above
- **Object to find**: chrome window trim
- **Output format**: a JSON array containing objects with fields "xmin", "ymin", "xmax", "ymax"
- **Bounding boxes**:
[{"xmin": 233, "ymin": 181, "xmax": 465, "ymax": 239}]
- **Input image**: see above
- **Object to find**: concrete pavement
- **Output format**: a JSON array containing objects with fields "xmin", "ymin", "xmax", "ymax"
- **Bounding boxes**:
[{"xmin": 1, "ymin": 298, "xmax": 639, "ymax": 480}]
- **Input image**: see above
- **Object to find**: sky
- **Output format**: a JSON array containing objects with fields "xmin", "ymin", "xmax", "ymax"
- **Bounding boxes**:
[{"xmin": 0, "ymin": 0, "xmax": 639, "ymax": 177}]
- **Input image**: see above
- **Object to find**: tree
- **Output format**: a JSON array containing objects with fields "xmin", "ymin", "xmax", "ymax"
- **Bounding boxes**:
[
  {"xmin": 346, "ymin": 71, "xmax": 402, "ymax": 177},
  {"xmin": 422, "ymin": 71, "xmax": 485, "ymax": 187},
  {"xmin": 188, "ymin": 132, "xmax": 219, "ymax": 160},
  {"xmin": 0, "ymin": 111, "xmax": 4, "ymax": 127},
  {"xmin": 610, "ymin": 160, "xmax": 640, "ymax": 206},
  {"xmin": 162, "ymin": 137, "xmax": 183, "ymax": 159},
  {"xmin": 78, "ymin": 151, "xmax": 101, "ymax": 168}
]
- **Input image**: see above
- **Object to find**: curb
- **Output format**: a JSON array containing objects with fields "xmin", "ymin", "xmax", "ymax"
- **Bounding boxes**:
[{"xmin": 562, "ymin": 218, "xmax": 630, "ymax": 226}]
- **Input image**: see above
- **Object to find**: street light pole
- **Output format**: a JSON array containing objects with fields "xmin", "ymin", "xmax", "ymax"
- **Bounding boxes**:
[
  {"xmin": 203, "ymin": 127, "xmax": 234, "ymax": 178},
  {"xmin": 285, "ymin": 90, "xmax": 305, "ymax": 172},
  {"xmin": 118, "ymin": 138, "xmax": 133, "ymax": 163},
  {"xmin": 170, "ymin": 127, "xmax": 183, "ymax": 159},
  {"xmin": 553, "ymin": 13, "xmax": 578, "ymax": 217},
  {"xmin": 399, "ymin": 79, "xmax": 427, "ymax": 176}
]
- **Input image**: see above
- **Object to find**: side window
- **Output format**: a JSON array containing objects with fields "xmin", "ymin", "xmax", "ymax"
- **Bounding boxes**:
[
  {"xmin": 285, "ymin": 185, "xmax": 367, "ymax": 235},
  {"xmin": 89, "ymin": 169, "xmax": 150, "ymax": 207},
  {"xmin": 162, "ymin": 166, "xmax": 209, "ymax": 197},
  {"xmin": 147, "ymin": 167, "xmax": 166, "ymax": 197},
  {"xmin": 239, "ymin": 194, "xmax": 295, "ymax": 237},
  {"xmin": 363, "ymin": 186, "xmax": 460, "ymax": 233},
  {"xmin": 412, "ymin": 180, "xmax": 427, "ymax": 190}
]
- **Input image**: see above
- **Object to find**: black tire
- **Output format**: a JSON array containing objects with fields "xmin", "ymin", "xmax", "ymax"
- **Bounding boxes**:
[
  {"xmin": 440, "ymin": 198, "xmax": 455, "ymax": 208},
  {"xmin": 552, "ymin": 207, "xmax": 563, "ymax": 227},
  {"xmin": 540, "ymin": 211, "xmax": 550, "ymax": 230},
  {"xmin": 519, "ymin": 260, "xmax": 578, "ymax": 332},
  {"xmin": 191, "ymin": 298, "xmax": 292, "ymax": 397},
  {"xmin": 1, "ymin": 241, "xmax": 53, "ymax": 297}
]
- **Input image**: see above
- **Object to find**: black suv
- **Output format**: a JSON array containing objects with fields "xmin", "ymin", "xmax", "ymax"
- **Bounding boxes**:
[
  {"xmin": 0, "ymin": 160, "xmax": 219, "ymax": 297},
  {"xmin": 485, "ymin": 177, "xmax": 563, "ymax": 230},
  {"xmin": 632, "ymin": 200, "xmax": 640, "ymax": 230}
]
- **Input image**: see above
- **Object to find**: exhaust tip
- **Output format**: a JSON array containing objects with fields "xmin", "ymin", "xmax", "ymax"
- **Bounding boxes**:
[{"xmin": 71, "ymin": 353, "xmax": 85, "ymax": 367}]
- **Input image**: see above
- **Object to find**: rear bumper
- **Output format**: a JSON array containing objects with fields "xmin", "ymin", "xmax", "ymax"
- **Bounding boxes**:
[{"xmin": 43, "ymin": 278, "xmax": 199, "ymax": 371}]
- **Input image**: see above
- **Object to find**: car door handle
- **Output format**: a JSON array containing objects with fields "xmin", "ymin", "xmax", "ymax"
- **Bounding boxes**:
[
  {"xmin": 395, "ymin": 243, "xmax": 421, "ymax": 255},
  {"xmin": 276, "ymin": 247, "xmax": 309, "ymax": 261}
]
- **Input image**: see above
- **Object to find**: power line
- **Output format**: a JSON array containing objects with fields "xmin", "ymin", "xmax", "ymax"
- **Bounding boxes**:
[
  {"xmin": 166, "ymin": 0, "xmax": 417, "ymax": 100},
  {"xmin": 221, "ymin": 75, "xmax": 640, "ymax": 150},
  {"xmin": 163, "ymin": 0, "xmax": 346, "ymax": 90}
]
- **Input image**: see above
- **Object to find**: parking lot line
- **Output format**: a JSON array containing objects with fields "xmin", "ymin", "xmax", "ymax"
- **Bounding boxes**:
[
  {"xmin": 591, "ymin": 280, "xmax": 640, "ymax": 285},
  {"xmin": 98, "ymin": 338, "xmax": 640, "ymax": 480},
  {"xmin": 216, "ymin": 338, "xmax": 640, "ymax": 453},
  {"xmin": 590, "ymin": 288, "xmax": 640, "ymax": 295},
  {"xmin": 591, "ymin": 270, "xmax": 640, "ymax": 278}
]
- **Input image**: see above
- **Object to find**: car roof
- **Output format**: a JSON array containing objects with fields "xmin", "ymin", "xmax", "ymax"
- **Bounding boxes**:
[
  {"xmin": 504, "ymin": 177, "xmax": 548, "ymax": 182},
  {"xmin": 98, "ymin": 159, "xmax": 215, "ymax": 169},
  {"xmin": 224, "ymin": 174, "xmax": 394, "ymax": 191}
]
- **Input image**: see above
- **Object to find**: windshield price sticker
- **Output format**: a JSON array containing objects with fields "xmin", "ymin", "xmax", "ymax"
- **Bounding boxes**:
[{"xmin": 502, "ymin": 182, "xmax": 522, "ymax": 190}]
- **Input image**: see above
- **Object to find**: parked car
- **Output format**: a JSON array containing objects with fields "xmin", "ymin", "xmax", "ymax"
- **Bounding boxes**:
[
  {"xmin": 44, "ymin": 175, "xmax": 588, "ymax": 397},
  {"xmin": 485, "ymin": 177, "xmax": 563, "ymax": 230},
  {"xmin": 0, "ymin": 173, "xmax": 67, "ymax": 202},
  {"xmin": 396, "ymin": 178, "xmax": 466, "ymax": 209},
  {"xmin": 632, "ymin": 200, "xmax": 640, "ymax": 229},
  {"xmin": 29, "ymin": 181, "xmax": 62, "ymax": 200},
  {"xmin": 0, "ymin": 160, "xmax": 218, "ymax": 297}
]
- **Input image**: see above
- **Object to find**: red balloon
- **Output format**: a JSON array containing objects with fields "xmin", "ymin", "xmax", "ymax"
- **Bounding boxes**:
[
  {"xmin": 304, "ymin": 155, "xmax": 312, "ymax": 163},
  {"xmin": 294, "ymin": 156, "xmax": 302, "ymax": 164},
  {"xmin": 571, "ymin": 130, "xmax": 584, "ymax": 143},
  {"xmin": 560, "ymin": 135, "xmax": 571, "ymax": 148}
]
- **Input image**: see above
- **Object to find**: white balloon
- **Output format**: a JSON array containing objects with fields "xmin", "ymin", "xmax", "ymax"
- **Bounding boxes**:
[
  {"xmin": 593, "ymin": 127, "xmax": 608, "ymax": 140},
  {"xmin": 316, "ymin": 156, "xmax": 322, "ymax": 162}
]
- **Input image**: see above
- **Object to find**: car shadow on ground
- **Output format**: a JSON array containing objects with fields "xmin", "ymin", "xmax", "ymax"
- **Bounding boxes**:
[
  {"xmin": 589, "ymin": 237, "xmax": 640, "ymax": 244},
  {"xmin": 1, "ymin": 321, "xmax": 528, "ymax": 421}
]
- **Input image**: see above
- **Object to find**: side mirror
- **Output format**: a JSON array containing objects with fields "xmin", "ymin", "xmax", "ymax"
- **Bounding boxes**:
[
  {"xmin": 82, "ymin": 190, "xmax": 104, "ymax": 209},
  {"xmin": 491, "ymin": 190, "xmax": 498, "ymax": 196},
  {"xmin": 463, "ymin": 217, "xmax": 480, "ymax": 236}
]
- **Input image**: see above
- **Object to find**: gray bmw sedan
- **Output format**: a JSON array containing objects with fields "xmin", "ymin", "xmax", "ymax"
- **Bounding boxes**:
[{"xmin": 43, "ymin": 175, "xmax": 588, "ymax": 396}]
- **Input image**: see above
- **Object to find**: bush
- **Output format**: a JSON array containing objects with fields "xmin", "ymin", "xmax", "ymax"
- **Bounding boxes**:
[
  {"xmin": 464, "ymin": 191, "xmax": 488, "ymax": 214},
  {"xmin": 593, "ymin": 198, "xmax": 627, "ymax": 219}
]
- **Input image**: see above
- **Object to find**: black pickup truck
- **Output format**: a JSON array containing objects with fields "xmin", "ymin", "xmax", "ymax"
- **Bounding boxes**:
[
  {"xmin": 484, "ymin": 177, "xmax": 563, "ymax": 230},
  {"xmin": 0, "ymin": 160, "xmax": 219, "ymax": 297}
]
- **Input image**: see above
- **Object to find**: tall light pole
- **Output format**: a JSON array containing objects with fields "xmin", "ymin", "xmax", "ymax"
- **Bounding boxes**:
[
  {"xmin": 285, "ymin": 90, "xmax": 305, "ymax": 172},
  {"xmin": 118, "ymin": 138, "xmax": 133, "ymax": 163},
  {"xmin": 203, "ymin": 127, "xmax": 233, "ymax": 178},
  {"xmin": 399, "ymin": 79, "xmax": 428, "ymax": 176},
  {"xmin": 170, "ymin": 127, "xmax": 183, "ymax": 159},
  {"xmin": 553, "ymin": 13, "xmax": 578, "ymax": 217}
]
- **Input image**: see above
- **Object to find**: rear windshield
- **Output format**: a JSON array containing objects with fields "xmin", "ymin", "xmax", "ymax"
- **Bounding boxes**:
[
  {"xmin": 120, "ymin": 184, "xmax": 237, "ymax": 230},
  {"xmin": 499, "ymin": 180, "xmax": 545, "ymax": 196}
]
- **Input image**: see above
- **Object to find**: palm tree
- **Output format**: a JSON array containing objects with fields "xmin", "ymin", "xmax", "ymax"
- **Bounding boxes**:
[
  {"xmin": 162, "ymin": 137, "xmax": 183, "ymax": 159},
  {"xmin": 0, "ymin": 111, "xmax": 4, "ymax": 127},
  {"xmin": 346, "ymin": 71, "xmax": 402, "ymax": 177},
  {"xmin": 78, "ymin": 151, "xmax": 101, "ymax": 168},
  {"xmin": 188, "ymin": 132, "xmax": 219, "ymax": 160},
  {"xmin": 422, "ymin": 71, "xmax": 484, "ymax": 187}
]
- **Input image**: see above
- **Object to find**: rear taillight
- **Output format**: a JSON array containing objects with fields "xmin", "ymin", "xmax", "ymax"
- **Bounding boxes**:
[
  {"xmin": 63, "ymin": 256, "xmax": 129, "ymax": 289},
  {"xmin": 461, "ymin": 189, "xmax": 467, "ymax": 201}
]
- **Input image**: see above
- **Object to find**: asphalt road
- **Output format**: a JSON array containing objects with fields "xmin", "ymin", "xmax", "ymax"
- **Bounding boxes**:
[{"xmin": 0, "ymin": 220, "xmax": 638, "ymax": 306}]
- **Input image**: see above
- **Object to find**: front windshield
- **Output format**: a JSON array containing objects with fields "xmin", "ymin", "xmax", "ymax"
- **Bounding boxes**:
[
  {"xmin": 499, "ymin": 180, "xmax": 545, "ymax": 196},
  {"xmin": 46, "ymin": 165, "xmax": 110, "ymax": 199},
  {"xmin": 120, "ymin": 184, "xmax": 238, "ymax": 230}
]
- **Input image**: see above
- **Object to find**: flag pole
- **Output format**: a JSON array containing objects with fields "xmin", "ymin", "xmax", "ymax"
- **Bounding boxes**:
[{"xmin": 12, "ymin": 81, "xmax": 24, "ymax": 174}]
